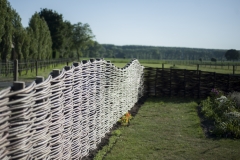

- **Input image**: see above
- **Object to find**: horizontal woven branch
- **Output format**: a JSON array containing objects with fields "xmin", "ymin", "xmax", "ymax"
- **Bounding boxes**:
[{"xmin": 0, "ymin": 59, "xmax": 144, "ymax": 160}]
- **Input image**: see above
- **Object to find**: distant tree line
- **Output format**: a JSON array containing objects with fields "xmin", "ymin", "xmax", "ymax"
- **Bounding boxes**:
[
  {"xmin": 97, "ymin": 44, "xmax": 240, "ymax": 61},
  {"xmin": 0, "ymin": 0, "xmax": 97, "ymax": 61},
  {"xmin": 1, "ymin": 0, "xmax": 239, "ymax": 62}
]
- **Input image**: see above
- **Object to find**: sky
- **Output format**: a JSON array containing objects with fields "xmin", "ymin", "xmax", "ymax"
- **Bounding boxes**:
[{"xmin": 8, "ymin": 0, "xmax": 240, "ymax": 50}]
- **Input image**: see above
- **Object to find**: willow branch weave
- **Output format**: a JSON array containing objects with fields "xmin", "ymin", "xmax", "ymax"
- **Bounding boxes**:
[{"xmin": 0, "ymin": 59, "xmax": 144, "ymax": 159}]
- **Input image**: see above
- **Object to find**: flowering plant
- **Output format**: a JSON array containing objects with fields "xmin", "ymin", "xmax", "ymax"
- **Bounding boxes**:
[
  {"xmin": 216, "ymin": 96, "xmax": 227, "ymax": 104},
  {"xmin": 201, "ymin": 89, "xmax": 240, "ymax": 138},
  {"xmin": 210, "ymin": 88, "xmax": 224, "ymax": 102},
  {"xmin": 210, "ymin": 88, "xmax": 222, "ymax": 97},
  {"xmin": 119, "ymin": 112, "xmax": 132, "ymax": 126}
]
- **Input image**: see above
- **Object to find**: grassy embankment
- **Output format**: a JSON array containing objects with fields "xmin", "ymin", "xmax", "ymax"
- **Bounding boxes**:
[{"xmin": 95, "ymin": 97, "xmax": 240, "ymax": 160}]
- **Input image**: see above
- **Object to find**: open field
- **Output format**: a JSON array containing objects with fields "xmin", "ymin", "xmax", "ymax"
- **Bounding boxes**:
[
  {"xmin": 101, "ymin": 97, "xmax": 240, "ymax": 160},
  {"xmin": 1, "ymin": 58, "xmax": 240, "ymax": 89},
  {"xmin": 114, "ymin": 62, "xmax": 240, "ymax": 74},
  {"xmin": 108, "ymin": 58, "xmax": 240, "ymax": 74}
]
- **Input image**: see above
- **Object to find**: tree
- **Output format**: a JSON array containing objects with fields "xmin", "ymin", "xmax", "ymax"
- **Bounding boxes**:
[
  {"xmin": 39, "ymin": 8, "xmax": 65, "ymax": 58},
  {"xmin": 225, "ymin": 49, "xmax": 239, "ymax": 61},
  {"xmin": 61, "ymin": 21, "xmax": 74, "ymax": 58},
  {"xmin": 28, "ymin": 12, "xmax": 52, "ymax": 60},
  {"xmin": 211, "ymin": 58, "xmax": 217, "ymax": 62},
  {"xmin": 72, "ymin": 22, "xmax": 94, "ymax": 60},
  {"xmin": 11, "ymin": 9, "xmax": 26, "ymax": 60},
  {"xmin": 21, "ymin": 28, "xmax": 30, "ymax": 60},
  {"xmin": 86, "ymin": 41, "xmax": 101, "ymax": 58},
  {"xmin": 0, "ymin": 1, "xmax": 14, "ymax": 61},
  {"xmin": 0, "ymin": 0, "xmax": 8, "ymax": 44}
]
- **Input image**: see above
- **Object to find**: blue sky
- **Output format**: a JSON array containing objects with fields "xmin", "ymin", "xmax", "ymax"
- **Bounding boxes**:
[{"xmin": 8, "ymin": 0, "xmax": 240, "ymax": 50}]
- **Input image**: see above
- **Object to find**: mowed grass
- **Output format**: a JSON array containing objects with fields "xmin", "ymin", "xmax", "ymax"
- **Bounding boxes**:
[{"xmin": 103, "ymin": 97, "xmax": 240, "ymax": 160}]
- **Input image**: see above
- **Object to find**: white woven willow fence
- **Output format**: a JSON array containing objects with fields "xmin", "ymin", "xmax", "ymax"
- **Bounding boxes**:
[{"xmin": 0, "ymin": 59, "xmax": 144, "ymax": 159}]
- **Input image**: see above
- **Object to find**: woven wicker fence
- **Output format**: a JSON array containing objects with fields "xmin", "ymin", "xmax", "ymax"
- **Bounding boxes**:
[
  {"xmin": 0, "ymin": 59, "xmax": 144, "ymax": 159},
  {"xmin": 144, "ymin": 67, "xmax": 240, "ymax": 98}
]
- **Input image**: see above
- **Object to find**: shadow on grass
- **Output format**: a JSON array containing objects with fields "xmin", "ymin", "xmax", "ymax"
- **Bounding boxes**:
[
  {"xmin": 145, "ymin": 95, "xmax": 235, "ymax": 140},
  {"xmin": 82, "ymin": 96, "xmax": 147, "ymax": 160},
  {"xmin": 145, "ymin": 95, "xmax": 202, "ymax": 104}
]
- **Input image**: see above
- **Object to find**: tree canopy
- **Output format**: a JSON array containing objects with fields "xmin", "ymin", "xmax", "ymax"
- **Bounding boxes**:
[
  {"xmin": 27, "ymin": 12, "xmax": 52, "ymax": 60},
  {"xmin": 225, "ymin": 49, "xmax": 239, "ymax": 61},
  {"xmin": 0, "ymin": 1, "xmax": 96, "ymax": 61},
  {"xmin": 72, "ymin": 22, "xmax": 94, "ymax": 60},
  {"xmin": 0, "ymin": 0, "xmax": 13, "ymax": 60},
  {"xmin": 38, "ymin": 8, "xmax": 65, "ymax": 58},
  {"xmin": 1, "ymin": 0, "xmax": 239, "ymax": 61}
]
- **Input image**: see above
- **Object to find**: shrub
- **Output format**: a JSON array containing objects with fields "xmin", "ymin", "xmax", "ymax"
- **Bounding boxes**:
[
  {"xmin": 228, "ymin": 91, "xmax": 240, "ymax": 109},
  {"xmin": 200, "ymin": 88, "xmax": 240, "ymax": 138}
]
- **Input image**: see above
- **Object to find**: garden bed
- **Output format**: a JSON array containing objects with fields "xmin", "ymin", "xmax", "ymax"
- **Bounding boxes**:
[{"xmin": 200, "ymin": 89, "xmax": 240, "ymax": 138}]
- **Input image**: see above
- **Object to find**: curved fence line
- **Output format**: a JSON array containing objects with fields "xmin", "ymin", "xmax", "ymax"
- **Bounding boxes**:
[{"xmin": 0, "ymin": 59, "xmax": 144, "ymax": 159}]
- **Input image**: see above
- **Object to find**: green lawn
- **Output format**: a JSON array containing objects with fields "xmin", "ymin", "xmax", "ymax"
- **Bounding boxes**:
[
  {"xmin": 0, "ymin": 63, "xmax": 68, "ymax": 82},
  {"xmin": 99, "ymin": 97, "xmax": 240, "ymax": 160}
]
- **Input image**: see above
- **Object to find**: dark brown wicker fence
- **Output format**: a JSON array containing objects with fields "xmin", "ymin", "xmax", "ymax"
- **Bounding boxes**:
[{"xmin": 144, "ymin": 67, "xmax": 240, "ymax": 98}]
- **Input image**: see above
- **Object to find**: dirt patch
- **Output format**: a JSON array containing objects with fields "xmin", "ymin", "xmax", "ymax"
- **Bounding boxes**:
[{"xmin": 82, "ymin": 96, "xmax": 147, "ymax": 160}]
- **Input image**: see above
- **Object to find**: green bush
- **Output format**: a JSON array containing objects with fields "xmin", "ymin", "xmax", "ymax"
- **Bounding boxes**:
[{"xmin": 200, "ymin": 89, "xmax": 240, "ymax": 138}]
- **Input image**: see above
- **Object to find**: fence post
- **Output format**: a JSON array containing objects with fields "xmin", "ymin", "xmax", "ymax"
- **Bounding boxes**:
[
  {"xmin": 184, "ymin": 69, "xmax": 186, "ymax": 97},
  {"xmin": 170, "ymin": 69, "xmax": 172, "ymax": 97},
  {"xmin": 13, "ymin": 59, "xmax": 18, "ymax": 81},
  {"xmin": 13, "ymin": 81, "xmax": 25, "ymax": 91},
  {"xmin": 162, "ymin": 63, "xmax": 164, "ymax": 69},
  {"xmin": 35, "ymin": 76, "xmax": 44, "ymax": 84},
  {"xmin": 64, "ymin": 66, "xmax": 71, "ymax": 71},
  {"xmin": 52, "ymin": 69, "xmax": 60, "ymax": 78},
  {"xmin": 227, "ymin": 74, "xmax": 230, "ymax": 92},
  {"xmin": 233, "ymin": 65, "xmax": 235, "ymax": 75},
  {"xmin": 154, "ymin": 68, "xmax": 158, "ymax": 96},
  {"xmin": 198, "ymin": 71, "xmax": 201, "ymax": 98},
  {"xmin": 73, "ymin": 62, "xmax": 79, "ymax": 67},
  {"xmin": 213, "ymin": 72, "xmax": 216, "ymax": 89},
  {"xmin": 36, "ymin": 60, "xmax": 38, "ymax": 76},
  {"xmin": 197, "ymin": 64, "xmax": 199, "ymax": 74}
]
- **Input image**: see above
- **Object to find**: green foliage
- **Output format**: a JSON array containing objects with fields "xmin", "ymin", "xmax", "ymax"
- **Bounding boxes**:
[
  {"xmin": 225, "ymin": 49, "xmax": 239, "ymax": 61},
  {"xmin": 0, "ymin": 0, "xmax": 8, "ymax": 43},
  {"xmin": 100, "ymin": 44, "xmax": 227, "ymax": 60},
  {"xmin": 72, "ymin": 22, "xmax": 94, "ymax": 60},
  {"xmin": 211, "ymin": 57, "xmax": 217, "ymax": 62},
  {"xmin": 39, "ymin": 8, "xmax": 65, "ymax": 53},
  {"xmin": 84, "ymin": 41, "xmax": 102, "ymax": 58},
  {"xmin": 0, "ymin": 1, "xmax": 14, "ymax": 60},
  {"xmin": 61, "ymin": 20, "xmax": 74, "ymax": 58},
  {"xmin": 201, "ymin": 89, "xmax": 240, "ymax": 138},
  {"xmin": 112, "ymin": 129, "xmax": 121, "ymax": 137},
  {"xmin": 28, "ymin": 12, "xmax": 52, "ymax": 60}
]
